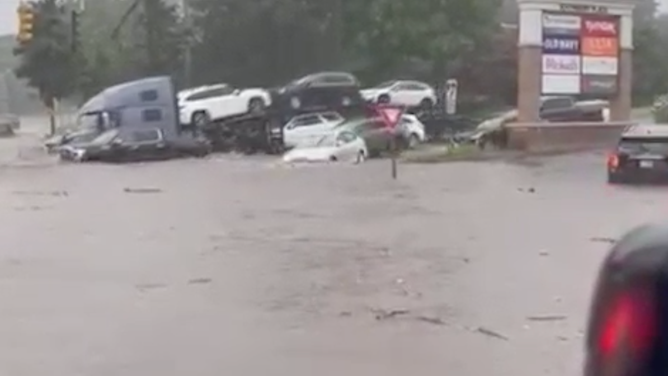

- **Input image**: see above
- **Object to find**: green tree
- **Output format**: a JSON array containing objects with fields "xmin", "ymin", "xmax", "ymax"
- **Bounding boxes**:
[
  {"xmin": 76, "ymin": 0, "xmax": 186, "ymax": 97},
  {"xmin": 13, "ymin": 0, "xmax": 78, "ymax": 105},
  {"xmin": 343, "ymin": 0, "xmax": 502, "ymax": 83},
  {"xmin": 127, "ymin": 0, "xmax": 187, "ymax": 82}
]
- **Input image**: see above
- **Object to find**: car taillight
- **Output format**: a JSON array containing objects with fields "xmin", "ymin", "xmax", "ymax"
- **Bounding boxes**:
[
  {"xmin": 598, "ymin": 291, "xmax": 656, "ymax": 358},
  {"xmin": 607, "ymin": 153, "xmax": 619, "ymax": 168}
]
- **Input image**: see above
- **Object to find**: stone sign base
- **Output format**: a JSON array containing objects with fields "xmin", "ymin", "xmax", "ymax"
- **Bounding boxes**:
[{"xmin": 506, "ymin": 122, "xmax": 632, "ymax": 152}]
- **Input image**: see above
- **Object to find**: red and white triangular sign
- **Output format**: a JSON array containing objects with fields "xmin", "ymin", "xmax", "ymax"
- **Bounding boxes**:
[{"xmin": 377, "ymin": 107, "xmax": 403, "ymax": 128}]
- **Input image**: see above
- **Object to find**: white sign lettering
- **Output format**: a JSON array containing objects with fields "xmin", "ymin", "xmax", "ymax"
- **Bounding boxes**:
[
  {"xmin": 583, "ymin": 20, "xmax": 616, "ymax": 34},
  {"xmin": 542, "ymin": 13, "xmax": 581, "ymax": 30}
]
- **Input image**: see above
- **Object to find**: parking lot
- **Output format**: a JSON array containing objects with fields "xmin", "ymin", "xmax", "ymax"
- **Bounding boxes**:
[{"xmin": 0, "ymin": 126, "xmax": 666, "ymax": 375}]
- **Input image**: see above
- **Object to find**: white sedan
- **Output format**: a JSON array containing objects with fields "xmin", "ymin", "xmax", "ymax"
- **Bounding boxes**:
[
  {"xmin": 179, "ymin": 84, "xmax": 272, "ymax": 126},
  {"xmin": 282, "ymin": 130, "xmax": 367, "ymax": 163},
  {"xmin": 361, "ymin": 80, "xmax": 436, "ymax": 109},
  {"xmin": 283, "ymin": 111, "xmax": 345, "ymax": 148}
]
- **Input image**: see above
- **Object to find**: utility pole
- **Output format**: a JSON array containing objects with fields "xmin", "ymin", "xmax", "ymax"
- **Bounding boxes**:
[{"xmin": 182, "ymin": 0, "xmax": 192, "ymax": 87}]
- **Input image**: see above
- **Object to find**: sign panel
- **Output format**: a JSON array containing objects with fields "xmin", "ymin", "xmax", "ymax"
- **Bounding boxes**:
[
  {"xmin": 559, "ymin": 4, "xmax": 608, "ymax": 14},
  {"xmin": 581, "ymin": 75, "xmax": 617, "ymax": 95},
  {"xmin": 542, "ymin": 74, "xmax": 580, "ymax": 94},
  {"xmin": 582, "ymin": 16, "xmax": 618, "ymax": 37},
  {"xmin": 542, "ymin": 13, "xmax": 581, "ymax": 30},
  {"xmin": 581, "ymin": 37, "xmax": 618, "ymax": 56},
  {"xmin": 542, "ymin": 54, "xmax": 580, "ymax": 74},
  {"xmin": 542, "ymin": 36, "xmax": 580, "ymax": 54},
  {"xmin": 581, "ymin": 56, "xmax": 618, "ymax": 75}
]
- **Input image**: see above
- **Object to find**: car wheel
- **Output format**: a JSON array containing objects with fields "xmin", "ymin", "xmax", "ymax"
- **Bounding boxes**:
[
  {"xmin": 355, "ymin": 150, "xmax": 366, "ymax": 164},
  {"xmin": 191, "ymin": 111, "xmax": 210, "ymax": 127},
  {"xmin": 378, "ymin": 94, "xmax": 390, "ymax": 104},
  {"xmin": 408, "ymin": 133, "xmax": 420, "ymax": 149},
  {"xmin": 420, "ymin": 98, "xmax": 433, "ymax": 110},
  {"xmin": 248, "ymin": 97, "xmax": 265, "ymax": 114},
  {"xmin": 329, "ymin": 155, "xmax": 337, "ymax": 162}
]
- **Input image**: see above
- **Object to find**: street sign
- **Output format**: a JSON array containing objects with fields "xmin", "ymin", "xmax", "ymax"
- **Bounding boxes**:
[
  {"xmin": 377, "ymin": 106, "xmax": 403, "ymax": 128},
  {"xmin": 375, "ymin": 105, "xmax": 404, "ymax": 180}
]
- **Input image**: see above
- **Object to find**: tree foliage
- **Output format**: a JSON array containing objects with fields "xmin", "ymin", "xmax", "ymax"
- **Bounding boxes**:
[
  {"xmin": 20, "ymin": 0, "xmax": 668, "ymax": 110},
  {"xmin": 13, "ymin": 0, "xmax": 78, "ymax": 104}
]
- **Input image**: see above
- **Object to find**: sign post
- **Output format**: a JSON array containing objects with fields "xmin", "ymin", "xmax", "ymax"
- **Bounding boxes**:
[
  {"xmin": 445, "ymin": 79, "xmax": 458, "ymax": 115},
  {"xmin": 377, "ymin": 106, "xmax": 403, "ymax": 179}
]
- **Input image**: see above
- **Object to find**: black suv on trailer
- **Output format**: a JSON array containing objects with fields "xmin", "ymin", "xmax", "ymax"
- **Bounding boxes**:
[
  {"xmin": 607, "ymin": 125, "xmax": 668, "ymax": 184},
  {"xmin": 271, "ymin": 72, "xmax": 366, "ymax": 122}
]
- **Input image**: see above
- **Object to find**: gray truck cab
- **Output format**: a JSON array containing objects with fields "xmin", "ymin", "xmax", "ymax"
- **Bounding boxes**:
[
  {"xmin": 49, "ymin": 76, "xmax": 181, "ymax": 152},
  {"xmin": 78, "ymin": 75, "xmax": 179, "ymax": 135}
]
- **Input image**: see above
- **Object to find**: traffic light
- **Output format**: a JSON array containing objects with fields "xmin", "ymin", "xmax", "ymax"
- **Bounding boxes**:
[
  {"xmin": 70, "ymin": 10, "xmax": 80, "ymax": 52},
  {"xmin": 16, "ymin": 3, "xmax": 35, "ymax": 44}
]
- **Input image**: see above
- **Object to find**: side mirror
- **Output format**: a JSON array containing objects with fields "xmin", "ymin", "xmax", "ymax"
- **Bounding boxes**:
[{"xmin": 233, "ymin": 89, "xmax": 240, "ymax": 95}]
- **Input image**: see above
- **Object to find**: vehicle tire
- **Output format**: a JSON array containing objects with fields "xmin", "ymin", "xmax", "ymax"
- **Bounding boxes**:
[
  {"xmin": 329, "ymin": 155, "xmax": 337, "ymax": 162},
  {"xmin": 420, "ymin": 98, "xmax": 433, "ymax": 110},
  {"xmin": 378, "ymin": 94, "xmax": 391, "ymax": 104},
  {"xmin": 355, "ymin": 150, "xmax": 366, "ymax": 164},
  {"xmin": 191, "ymin": 111, "xmax": 210, "ymax": 127},
  {"xmin": 248, "ymin": 97, "xmax": 265, "ymax": 114},
  {"xmin": 407, "ymin": 133, "xmax": 420, "ymax": 149}
]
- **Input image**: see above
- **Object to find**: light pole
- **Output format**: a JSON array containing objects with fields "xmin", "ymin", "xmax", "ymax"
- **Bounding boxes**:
[{"xmin": 181, "ymin": 0, "xmax": 192, "ymax": 87}]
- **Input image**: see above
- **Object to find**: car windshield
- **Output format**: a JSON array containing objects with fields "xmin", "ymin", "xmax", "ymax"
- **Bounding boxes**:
[
  {"xmin": 619, "ymin": 137, "xmax": 668, "ymax": 154},
  {"xmin": 78, "ymin": 113, "xmax": 106, "ymax": 129},
  {"xmin": 316, "ymin": 134, "xmax": 337, "ymax": 146},
  {"xmin": 374, "ymin": 81, "xmax": 396, "ymax": 89},
  {"xmin": 89, "ymin": 129, "xmax": 119, "ymax": 145}
]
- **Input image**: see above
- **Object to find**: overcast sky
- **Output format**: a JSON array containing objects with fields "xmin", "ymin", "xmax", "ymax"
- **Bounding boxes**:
[{"xmin": 0, "ymin": 0, "xmax": 667, "ymax": 35}]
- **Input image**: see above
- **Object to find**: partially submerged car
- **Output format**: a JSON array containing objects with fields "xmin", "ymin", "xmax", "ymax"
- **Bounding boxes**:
[
  {"xmin": 60, "ymin": 128, "xmax": 210, "ymax": 162},
  {"xmin": 282, "ymin": 130, "xmax": 367, "ymax": 163},
  {"xmin": 338, "ymin": 117, "xmax": 407, "ymax": 157},
  {"xmin": 282, "ymin": 111, "xmax": 345, "ymax": 148}
]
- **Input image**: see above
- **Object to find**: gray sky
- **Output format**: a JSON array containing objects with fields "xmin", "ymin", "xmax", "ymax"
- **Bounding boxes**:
[
  {"xmin": 0, "ymin": 0, "xmax": 666, "ymax": 35},
  {"xmin": 2, "ymin": 0, "xmax": 20, "ymax": 35}
]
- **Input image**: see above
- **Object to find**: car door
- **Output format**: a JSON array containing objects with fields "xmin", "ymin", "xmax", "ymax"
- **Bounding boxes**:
[
  {"xmin": 355, "ymin": 119, "xmax": 388, "ymax": 153},
  {"xmin": 204, "ymin": 86, "xmax": 236, "ymax": 120},
  {"xmin": 334, "ymin": 131, "xmax": 359, "ymax": 160},
  {"xmin": 123, "ymin": 128, "xmax": 165, "ymax": 161},
  {"xmin": 402, "ymin": 82, "xmax": 429, "ymax": 106}
]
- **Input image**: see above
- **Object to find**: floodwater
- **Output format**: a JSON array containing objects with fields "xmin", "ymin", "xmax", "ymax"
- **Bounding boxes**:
[{"xmin": 0, "ymin": 130, "xmax": 664, "ymax": 375}]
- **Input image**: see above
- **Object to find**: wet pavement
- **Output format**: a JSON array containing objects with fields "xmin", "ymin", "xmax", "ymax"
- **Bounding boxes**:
[{"xmin": 0, "ymin": 126, "xmax": 666, "ymax": 375}]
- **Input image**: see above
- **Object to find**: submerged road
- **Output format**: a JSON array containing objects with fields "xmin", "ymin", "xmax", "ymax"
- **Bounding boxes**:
[{"xmin": 0, "ymin": 132, "xmax": 664, "ymax": 375}]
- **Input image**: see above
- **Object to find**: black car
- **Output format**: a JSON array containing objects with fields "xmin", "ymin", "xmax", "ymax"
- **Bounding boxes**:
[
  {"xmin": 607, "ymin": 125, "xmax": 668, "ymax": 184},
  {"xmin": 271, "ymin": 72, "xmax": 365, "ymax": 121},
  {"xmin": 59, "ymin": 128, "xmax": 210, "ymax": 162},
  {"xmin": 584, "ymin": 222, "xmax": 668, "ymax": 376}
]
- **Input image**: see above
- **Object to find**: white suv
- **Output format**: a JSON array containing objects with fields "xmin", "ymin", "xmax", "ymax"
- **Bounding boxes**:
[
  {"xmin": 179, "ymin": 84, "xmax": 272, "ymax": 126},
  {"xmin": 361, "ymin": 80, "xmax": 436, "ymax": 109}
]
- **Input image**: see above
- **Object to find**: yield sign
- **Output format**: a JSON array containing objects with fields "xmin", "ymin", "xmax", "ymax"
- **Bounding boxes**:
[{"xmin": 377, "ymin": 106, "xmax": 403, "ymax": 128}]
